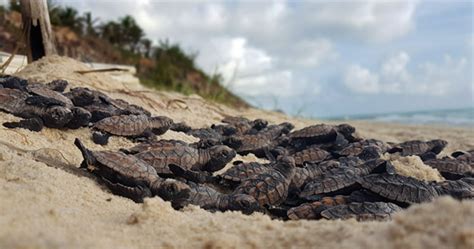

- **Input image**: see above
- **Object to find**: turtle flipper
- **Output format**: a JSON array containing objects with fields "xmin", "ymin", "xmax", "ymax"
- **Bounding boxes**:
[
  {"xmin": 101, "ymin": 177, "xmax": 152, "ymax": 203},
  {"xmin": 26, "ymin": 95, "xmax": 64, "ymax": 107},
  {"xmin": 168, "ymin": 164, "xmax": 214, "ymax": 183},
  {"xmin": 3, "ymin": 117, "xmax": 44, "ymax": 132},
  {"xmin": 92, "ymin": 131, "xmax": 110, "ymax": 145}
]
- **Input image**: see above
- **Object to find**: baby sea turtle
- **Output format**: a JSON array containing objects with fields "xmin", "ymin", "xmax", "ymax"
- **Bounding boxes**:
[
  {"xmin": 290, "ymin": 160, "xmax": 342, "ymax": 191},
  {"xmin": 169, "ymin": 181, "xmax": 260, "ymax": 214},
  {"xmin": 121, "ymin": 139, "xmax": 189, "ymax": 154},
  {"xmin": 233, "ymin": 156, "xmax": 296, "ymax": 206},
  {"xmin": 291, "ymin": 146, "xmax": 331, "ymax": 166},
  {"xmin": 289, "ymin": 124, "xmax": 355, "ymax": 144},
  {"xmin": 170, "ymin": 122, "xmax": 192, "ymax": 133},
  {"xmin": 74, "ymin": 138, "xmax": 187, "ymax": 202},
  {"xmin": 358, "ymin": 173, "xmax": 439, "ymax": 204},
  {"xmin": 0, "ymin": 88, "xmax": 73, "ymax": 130},
  {"xmin": 287, "ymin": 195, "xmax": 349, "ymax": 220},
  {"xmin": 224, "ymin": 122, "xmax": 294, "ymax": 157},
  {"xmin": 320, "ymin": 202, "xmax": 402, "ymax": 221},
  {"xmin": 65, "ymin": 87, "xmax": 150, "ymax": 122},
  {"xmin": 219, "ymin": 161, "xmax": 271, "ymax": 185},
  {"xmin": 432, "ymin": 177, "xmax": 474, "ymax": 199},
  {"xmin": 389, "ymin": 139, "xmax": 448, "ymax": 159},
  {"xmin": 26, "ymin": 83, "xmax": 74, "ymax": 107},
  {"xmin": 135, "ymin": 144, "xmax": 236, "ymax": 175},
  {"xmin": 299, "ymin": 159, "xmax": 393, "ymax": 198},
  {"xmin": 220, "ymin": 117, "xmax": 268, "ymax": 135},
  {"xmin": 336, "ymin": 139, "xmax": 390, "ymax": 157},
  {"xmin": 424, "ymin": 158, "xmax": 473, "ymax": 180},
  {"xmin": 0, "ymin": 75, "xmax": 28, "ymax": 91},
  {"xmin": 92, "ymin": 114, "xmax": 173, "ymax": 145}
]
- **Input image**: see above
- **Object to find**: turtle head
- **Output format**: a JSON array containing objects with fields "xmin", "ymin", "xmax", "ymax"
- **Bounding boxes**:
[
  {"xmin": 223, "ymin": 136, "xmax": 243, "ymax": 149},
  {"xmin": 155, "ymin": 179, "xmax": 190, "ymax": 203},
  {"xmin": 43, "ymin": 106, "xmax": 73, "ymax": 128},
  {"xmin": 251, "ymin": 119, "xmax": 268, "ymax": 130},
  {"xmin": 358, "ymin": 145, "xmax": 382, "ymax": 161},
  {"xmin": 428, "ymin": 139, "xmax": 448, "ymax": 154},
  {"xmin": 211, "ymin": 124, "xmax": 237, "ymax": 136},
  {"xmin": 279, "ymin": 122, "xmax": 295, "ymax": 134},
  {"xmin": 203, "ymin": 145, "xmax": 236, "ymax": 172},
  {"xmin": 273, "ymin": 155, "xmax": 296, "ymax": 178},
  {"xmin": 336, "ymin": 124, "xmax": 356, "ymax": 136},
  {"xmin": 150, "ymin": 116, "xmax": 173, "ymax": 135},
  {"xmin": 227, "ymin": 194, "xmax": 260, "ymax": 214}
]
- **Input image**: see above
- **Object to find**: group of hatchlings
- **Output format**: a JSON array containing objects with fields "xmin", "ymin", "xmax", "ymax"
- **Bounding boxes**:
[{"xmin": 1, "ymin": 75, "xmax": 473, "ymax": 221}]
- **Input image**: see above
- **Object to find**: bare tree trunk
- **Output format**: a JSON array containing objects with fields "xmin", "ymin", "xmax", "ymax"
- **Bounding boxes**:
[{"xmin": 20, "ymin": 0, "xmax": 56, "ymax": 62}]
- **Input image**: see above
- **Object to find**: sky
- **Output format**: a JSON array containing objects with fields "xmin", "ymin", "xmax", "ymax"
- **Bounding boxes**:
[{"xmin": 6, "ymin": 0, "xmax": 473, "ymax": 118}]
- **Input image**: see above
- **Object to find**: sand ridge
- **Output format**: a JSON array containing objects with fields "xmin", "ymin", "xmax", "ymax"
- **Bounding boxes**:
[{"xmin": 0, "ymin": 56, "xmax": 473, "ymax": 249}]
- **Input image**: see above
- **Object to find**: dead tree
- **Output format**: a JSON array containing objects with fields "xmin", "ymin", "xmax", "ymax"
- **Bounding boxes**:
[{"xmin": 20, "ymin": 0, "xmax": 56, "ymax": 62}]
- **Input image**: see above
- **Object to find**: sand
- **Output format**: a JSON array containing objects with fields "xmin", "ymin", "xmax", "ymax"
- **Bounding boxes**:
[{"xmin": 0, "ymin": 56, "xmax": 473, "ymax": 249}]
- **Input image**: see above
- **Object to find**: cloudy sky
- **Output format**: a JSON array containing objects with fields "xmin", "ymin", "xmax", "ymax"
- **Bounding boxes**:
[{"xmin": 13, "ymin": 0, "xmax": 474, "ymax": 117}]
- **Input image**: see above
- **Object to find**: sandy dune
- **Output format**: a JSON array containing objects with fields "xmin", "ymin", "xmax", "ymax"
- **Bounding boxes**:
[{"xmin": 0, "ymin": 56, "xmax": 473, "ymax": 249}]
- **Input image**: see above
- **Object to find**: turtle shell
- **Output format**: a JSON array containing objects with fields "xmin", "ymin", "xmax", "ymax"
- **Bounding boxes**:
[
  {"xmin": 299, "ymin": 167, "xmax": 362, "ymax": 197},
  {"xmin": 93, "ymin": 114, "xmax": 150, "ymax": 136},
  {"xmin": 126, "ymin": 139, "xmax": 189, "ymax": 154},
  {"xmin": 27, "ymin": 84, "xmax": 73, "ymax": 107},
  {"xmin": 358, "ymin": 173, "xmax": 439, "ymax": 204},
  {"xmin": 233, "ymin": 157, "xmax": 295, "ymax": 206},
  {"xmin": 135, "ymin": 146, "xmax": 200, "ymax": 174},
  {"xmin": 425, "ymin": 158, "xmax": 473, "ymax": 179},
  {"xmin": 292, "ymin": 147, "xmax": 330, "ymax": 166},
  {"xmin": 320, "ymin": 202, "xmax": 402, "ymax": 221},
  {"xmin": 0, "ymin": 88, "xmax": 28, "ymax": 114},
  {"xmin": 289, "ymin": 124, "xmax": 337, "ymax": 143},
  {"xmin": 220, "ymin": 162, "xmax": 270, "ymax": 183},
  {"xmin": 233, "ymin": 170, "xmax": 290, "ymax": 206},
  {"xmin": 91, "ymin": 150, "xmax": 160, "ymax": 186}
]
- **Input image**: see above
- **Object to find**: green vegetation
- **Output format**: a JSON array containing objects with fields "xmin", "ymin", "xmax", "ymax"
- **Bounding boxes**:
[{"xmin": 3, "ymin": 0, "xmax": 248, "ymax": 107}]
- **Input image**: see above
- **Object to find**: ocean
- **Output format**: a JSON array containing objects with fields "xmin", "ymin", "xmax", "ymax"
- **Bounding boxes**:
[{"xmin": 326, "ymin": 108, "xmax": 474, "ymax": 127}]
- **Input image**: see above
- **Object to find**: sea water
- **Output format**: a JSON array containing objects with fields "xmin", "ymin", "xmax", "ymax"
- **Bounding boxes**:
[{"xmin": 327, "ymin": 108, "xmax": 474, "ymax": 127}]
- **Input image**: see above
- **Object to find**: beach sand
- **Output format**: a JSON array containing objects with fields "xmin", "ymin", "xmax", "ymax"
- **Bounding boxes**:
[{"xmin": 0, "ymin": 56, "xmax": 473, "ymax": 249}]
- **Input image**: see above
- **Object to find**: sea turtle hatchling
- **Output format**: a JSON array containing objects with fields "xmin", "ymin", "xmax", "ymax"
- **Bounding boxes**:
[
  {"xmin": 121, "ymin": 139, "xmax": 189, "ymax": 154},
  {"xmin": 65, "ymin": 87, "xmax": 150, "ymax": 122},
  {"xmin": 135, "ymin": 144, "xmax": 236, "ymax": 175},
  {"xmin": 358, "ymin": 173, "xmax": 439, "ymax": 204},
  {"xmin": 287, "ymin": 195, "xmax": 349, "ymax": 220},
  {"xmin": 336, "ymin": 139, "xmax": 390, "ymax": 158},
  {"xmin": 233, "ymin": 156, "xmax": 296, "ymax": 206},
  {"xmin": 0, "ymin": 88, "xmax": 73, "ymax": 131},
  {"xmin": 424, "ymin": 157, "xmax": 473, "ymax": 180},
  {"xmin": 320, "ymin": 202, "xmax": 402, "ymax": 221},
  {"xmin": 299, "ymin": 159, "xmax": 393, "ymax": 198},
  {"xmin": 92, "ymin": 114, "xmax": 173, "ymax": 145},
  {"xmin": 432, "ymin": 177, "xmax": 474, "ymax": 199},
  {"xmin": 167, "ymin": 181, "xmax": 260, "ymax": 214},
  {"xmin": 388, "ymin": 139, "xmax": 448, "ymax": 160},
  {"xmin": 288, "ymin": 124, "xmax": 355, "ymax": 144},
  {"xmin": 74, "ymin": 138, "xmax": 188, "ymax": 202},
  {"xmin": 224, "ymin": 122, "xmax": 294, "ymax": 158}
]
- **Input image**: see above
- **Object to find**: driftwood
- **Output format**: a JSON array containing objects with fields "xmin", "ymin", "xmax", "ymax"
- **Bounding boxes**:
[
  {"xmin": 75, "ymin": 68, "xmax": 130, "ymax": 74},
  {"xmin": 20, "ymin": 0, "xmax": 56, "ymax": 62}
]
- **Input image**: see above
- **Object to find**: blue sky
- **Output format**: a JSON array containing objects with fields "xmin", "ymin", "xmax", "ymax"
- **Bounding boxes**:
[{"xmin": 6, "ymin": 0, "xmax": 472, "ymax": 117}]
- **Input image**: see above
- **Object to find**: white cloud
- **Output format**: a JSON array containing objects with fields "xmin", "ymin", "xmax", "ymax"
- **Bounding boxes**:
[
  {"xmin": 344, "ymin": 52, "xmax": 470, "ymax": 96},
  {"xmin": 235, "ymin": 70, "xmax": 294, "ymax": 97},
  {"xmin": 301, "ymin": 0, "xmax": 417, "ymax": 42},
  {"xmin": 284, "ymin": 39, "xmax": 337, "ymax": 67},
  {"xmin": 344, "ymin": 65, "xmax": 380, "ymax": 93}
]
